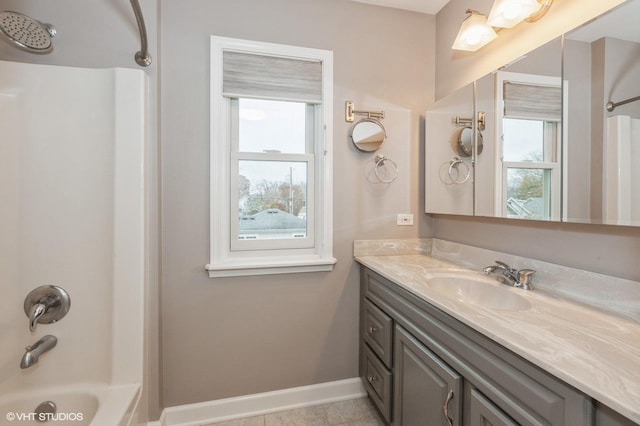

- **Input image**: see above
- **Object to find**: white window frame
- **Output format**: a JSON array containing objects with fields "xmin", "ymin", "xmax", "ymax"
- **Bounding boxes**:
[
  {"xmin": 494, "ymin": 71, "xmax": 562, "ymax": 221},
  {"xmin": 207, "ymin": 36, "xmax": 335, "ymax": 278}
]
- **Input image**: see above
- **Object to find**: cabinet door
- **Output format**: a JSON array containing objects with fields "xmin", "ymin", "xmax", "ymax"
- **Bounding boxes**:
[
  {"xmin": 363, "ymin": 345, "xmax": 393, "ymax": 423},
  {"xmin": 364, "ymin": 299, "xmax": 393, "ymax": 368},
  {"xmin": 469, "ymin": 387, "xmax": 519, "ymax": 426},
  {"xmin": 394, "ymin": 326, "xmax": 462, "ymax": 426}
]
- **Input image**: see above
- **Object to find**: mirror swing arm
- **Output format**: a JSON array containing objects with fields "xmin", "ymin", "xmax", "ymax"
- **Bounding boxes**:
[
  {"xmin": 345, "ymin": 101, "xmax": 385, "ymax": 122},
  {"xmin": 453, "ymin": 111, "xmax": 485, "ymax": 131}
]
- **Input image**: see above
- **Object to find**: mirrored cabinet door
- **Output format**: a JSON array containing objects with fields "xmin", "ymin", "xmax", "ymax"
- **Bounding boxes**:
[
  {"xmin": 475, "ymin": 37, "xmax": 563, "ymax": 221},
  {"xmin": 425, "ymin": 83, "xmax": 475, "ymax": 216},
  {"xmin": 562, "ymin": 0, "xmax": 640, "ymax": 226}
]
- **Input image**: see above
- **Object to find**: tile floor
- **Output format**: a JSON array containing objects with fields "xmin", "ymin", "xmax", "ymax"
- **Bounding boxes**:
[{"xmin": 205, "ymin": 397, "xmax": 385, "ymax": 426}]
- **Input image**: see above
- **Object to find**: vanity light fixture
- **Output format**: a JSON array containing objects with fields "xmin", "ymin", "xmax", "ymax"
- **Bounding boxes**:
[
  {"xmin": 452, "ymin": 0, "xmax": 554, "ymax": 51},
  {"xmin": 487, "ymin": 0, "xmax": 542, "ymax": 28},
  {"xmin": 451, "ymin": 9, "xmax": 498, "ymax": 52}
]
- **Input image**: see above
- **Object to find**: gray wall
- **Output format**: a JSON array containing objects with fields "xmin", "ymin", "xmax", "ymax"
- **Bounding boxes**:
[{"xmin": 160, "ymin": 0, "xmax": 435, "ymax": 408}]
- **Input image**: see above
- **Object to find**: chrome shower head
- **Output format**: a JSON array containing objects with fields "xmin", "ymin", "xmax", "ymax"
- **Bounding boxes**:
[{"xmin": 0, "ymin": 11, "xmax": 55, "ymax": 54}]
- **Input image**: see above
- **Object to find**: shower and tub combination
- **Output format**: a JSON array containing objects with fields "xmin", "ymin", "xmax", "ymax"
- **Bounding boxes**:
[
  {"xmin": 0, "ymin": 5, "xmax": 149, "ymax": 426},
  {"xmin": 604, "ymin": 98, "xmax": 640, "ymax": 225}
]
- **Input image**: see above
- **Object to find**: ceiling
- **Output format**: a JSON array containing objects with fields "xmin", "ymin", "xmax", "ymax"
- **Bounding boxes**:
[
  {"xmin": 350, "ymin": 0, "xmax": 451, "ymax": 14},
  {"xmin": 565, "ymin": 0, "xmax": 640, "ymax": 43}
]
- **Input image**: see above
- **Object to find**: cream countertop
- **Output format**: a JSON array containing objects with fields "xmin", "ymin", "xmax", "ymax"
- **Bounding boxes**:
[{"xmin": 355, "ymin": 251, "xmax": 640, "ymax": 425}]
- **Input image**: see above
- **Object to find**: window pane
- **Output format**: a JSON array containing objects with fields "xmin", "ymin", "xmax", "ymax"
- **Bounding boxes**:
[
  {"xmin": 506, "ymin": 168, "xmax": 551, "ymax": 220},
  {"xmin": 238, "ymin": 98, "xmax": 307, "ymax": 154},
  {"xmin": 238, "ymin": 160, "xmax": 307, "ymax": 240},
  {"xmin": 503, "ymin": 118, "xmax": 544, "ymax": 162}
]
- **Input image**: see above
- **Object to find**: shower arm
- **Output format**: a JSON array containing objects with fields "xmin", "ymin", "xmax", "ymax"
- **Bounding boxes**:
[
  {"xmin": 606, "ymin": 95, "xmax": 640, "ymax": 112},
  {"xmin": 130, "ymin": 0, "xmax": 152, "ymax": 67}
]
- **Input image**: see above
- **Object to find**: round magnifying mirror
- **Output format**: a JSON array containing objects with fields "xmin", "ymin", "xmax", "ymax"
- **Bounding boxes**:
[
  {"xmin": 350, "ymin": 118, "xmax": 386, "ymax": 152},
  {"xmin": 452, "ymin": 126, "xmax": 483, "ymax": 157}
]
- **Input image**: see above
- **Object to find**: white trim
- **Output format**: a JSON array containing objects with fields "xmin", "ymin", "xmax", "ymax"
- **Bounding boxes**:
[
  {"xmin": 205, "ymin": 255, "xmax": 337, "ymax": 277},
  {"xmin": 561, "ymin": 80, "xmax": 569, "ymax": 221},
  {"xmin": 209, "ymin": 36, "xmax": 334, "ymax": 277},
  {"xmin": 154, "ymin": 378, "xmax": 366, "ymax": 426}
]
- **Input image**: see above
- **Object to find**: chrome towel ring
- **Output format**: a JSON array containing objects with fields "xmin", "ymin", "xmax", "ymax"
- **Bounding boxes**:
[
  {"xmin": 440, "ymin": 156, "xmax": 470, "ymax": 185},
  {"xmin": 374, "ymin": 155, "xmax": 398, "ymax": 183}
]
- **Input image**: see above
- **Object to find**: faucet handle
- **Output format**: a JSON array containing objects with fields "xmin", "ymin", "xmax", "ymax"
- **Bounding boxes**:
[
  {"xmin": 494, "ymin": 260, "xmax": 515, "ymax": 272},
  {"xmin": 23, "ymin": 285, "xmax": 71, "ymax": 333},
  {"xmin": 517, "ymin": 269, "xmax": 536, "ymax": 290},
  {"xmin": 28, "ymin": 303, "xmax": 47, "ymax": 332}
]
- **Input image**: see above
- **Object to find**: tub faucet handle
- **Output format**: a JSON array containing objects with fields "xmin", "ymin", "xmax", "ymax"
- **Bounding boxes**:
[
  {"xmin": 28, "ymin": 303, "xmax": 47, "ymax": 332},
  {"xmin": 23, "ymin": 285, "xmax": 71, "ymax": 333}
]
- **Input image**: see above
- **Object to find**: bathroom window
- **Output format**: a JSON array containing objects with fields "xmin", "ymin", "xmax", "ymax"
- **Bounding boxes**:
[
  {"xmin": 495, "ymin": 72, "xmax": 562, "ymax": 221},
  {"xmin": 207, "ymin": 36, "xmax": 335, "ymax": 277},
  {"xmin": 231, "ymin": 98, "xmax": 314, "ymax": 250}
]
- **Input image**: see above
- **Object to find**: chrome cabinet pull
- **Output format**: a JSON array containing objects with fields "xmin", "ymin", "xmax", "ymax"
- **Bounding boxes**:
[
  {"xmin": 443, "ymin": 389, "xmax": 454, "ymax": 426},
  {"xmin": 367, "ymin": 375, "xmax": 378, "ymax": 383},
  {"xmin": 368, "ymin": 326, "xmax": 377, "ymax": 334}
]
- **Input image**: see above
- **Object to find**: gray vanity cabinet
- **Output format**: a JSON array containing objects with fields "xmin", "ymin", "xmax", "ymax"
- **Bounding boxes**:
[
  {"xmin": 359, "ymin": 266, "xmax": 595, "ymax": 426},
  {"xmin": 468, "ymin": 387, "xmax": 518, "ymax": 426},
  {"xmin": 394, "ymin": 325, "xmax": 462, "ymax": 425}
]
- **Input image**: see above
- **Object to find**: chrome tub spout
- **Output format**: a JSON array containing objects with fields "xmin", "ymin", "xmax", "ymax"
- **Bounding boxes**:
[{"xmin": 20, "ymin": 335, "xmax": 57, "ymax": 369}]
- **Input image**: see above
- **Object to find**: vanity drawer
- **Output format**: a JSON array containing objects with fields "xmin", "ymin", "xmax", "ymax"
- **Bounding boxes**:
[
  {"xmin": 363, "ymin": 299, "xmax": 393, "ymax": 368},
  {"xmin": 363, "ymin": 344, "xmax": 392, "ymax": 423}
]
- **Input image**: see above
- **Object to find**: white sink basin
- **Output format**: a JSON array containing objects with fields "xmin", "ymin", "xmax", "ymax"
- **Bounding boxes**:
[{"xmin": 425, "ymin": 275, "xmax": 532, "ymax": 312}]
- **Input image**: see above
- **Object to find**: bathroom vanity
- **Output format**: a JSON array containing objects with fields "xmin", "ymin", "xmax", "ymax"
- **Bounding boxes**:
[{"xmin": 355, "ymin": 240, "xmax": 640, "ymax": 426}]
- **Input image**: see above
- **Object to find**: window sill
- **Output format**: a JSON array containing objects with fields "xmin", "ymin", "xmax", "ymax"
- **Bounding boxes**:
[{"xmin": 205, "ymin": 256, "xmax": 337, "ymax": 278}]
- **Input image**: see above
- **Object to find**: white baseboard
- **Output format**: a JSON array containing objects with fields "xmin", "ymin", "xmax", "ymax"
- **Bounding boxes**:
[{"xmin": 152, "ymin": 377, "xmax": 366, "ymax": 426}]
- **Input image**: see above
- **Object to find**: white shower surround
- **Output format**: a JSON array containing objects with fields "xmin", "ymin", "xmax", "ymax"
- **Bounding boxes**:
[
  {"xmin": 0, "ymin": 60, "xmax": 146, "ymax": 425},
  {"xmin": 604, "ymin": 115, "xmax": 640, "ymax": 225}
]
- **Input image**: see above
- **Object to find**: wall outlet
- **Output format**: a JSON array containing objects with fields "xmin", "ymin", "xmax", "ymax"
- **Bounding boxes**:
[{"xmin": 396, "ymin": 214, "xmax": 414, "ymax": 226}]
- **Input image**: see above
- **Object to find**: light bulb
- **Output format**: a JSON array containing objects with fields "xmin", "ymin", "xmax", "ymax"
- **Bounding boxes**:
[
  {"xmin": 487, "ymin": 0, "xmax": 541, "ymax": 28},
  {"xmin": 464, "ymin": 28, "xmax": 483, "ymax": 46},
  {"xmin": 452, "ymin": 12, "xmax": 498, "ymax": 51}
]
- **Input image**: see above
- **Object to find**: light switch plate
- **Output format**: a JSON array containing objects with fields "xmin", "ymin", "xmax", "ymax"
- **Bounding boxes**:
[{"xmin": 397, "ymin": 214, "xmax": 414, "ymax": 226}]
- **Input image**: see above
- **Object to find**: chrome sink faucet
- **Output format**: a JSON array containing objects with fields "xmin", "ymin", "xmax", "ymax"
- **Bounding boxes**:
[
  {"xmin": 20, "ymin": 335, "xmax": 57, "ymax": 369},
  {"xmin": 482, "ymin": 261, "xmax": 535, "ymax": 290}
]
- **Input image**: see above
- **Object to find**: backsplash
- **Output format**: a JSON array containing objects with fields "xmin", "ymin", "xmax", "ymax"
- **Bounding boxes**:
[
  {"xmin": 354, "ymin": 238, "xmax": 640, "ymax": 323},
  {"xmin": 353, "ymin": 238, "xmax": 432, "ymax": 256}
]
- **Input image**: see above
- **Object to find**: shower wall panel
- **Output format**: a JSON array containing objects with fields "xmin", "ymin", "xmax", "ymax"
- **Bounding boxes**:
[{"xmin": 0, "ymin": 60, "xmax": 145, "ymax": 393}]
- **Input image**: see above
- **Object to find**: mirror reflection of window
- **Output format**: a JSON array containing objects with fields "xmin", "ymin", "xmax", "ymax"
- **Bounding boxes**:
[
  {"xmin": 496, "ymin": 72, "xmax": 561, "ymax": 221},
  {"xmin": 502, "ymin": 118, "xmax": 559, "ymax": 220}
]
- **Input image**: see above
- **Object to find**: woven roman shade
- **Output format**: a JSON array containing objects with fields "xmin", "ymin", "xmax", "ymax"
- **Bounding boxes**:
[
  {"xmin": 503, "ymin": 81, "xmax": 561, "ymax": 122},
  {"xmin": 222, "ymin": 51, "xmax": 323, "ymax": 103}
]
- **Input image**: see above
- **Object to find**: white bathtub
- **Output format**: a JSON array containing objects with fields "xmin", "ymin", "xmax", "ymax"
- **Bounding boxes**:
[
  {"xmin": 0, "ymin": 61, "xmax": 147, "ymax": 425},
  {"xmin": 0, "ymin": 383, "xmax": 140, "ymax": 426}
]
